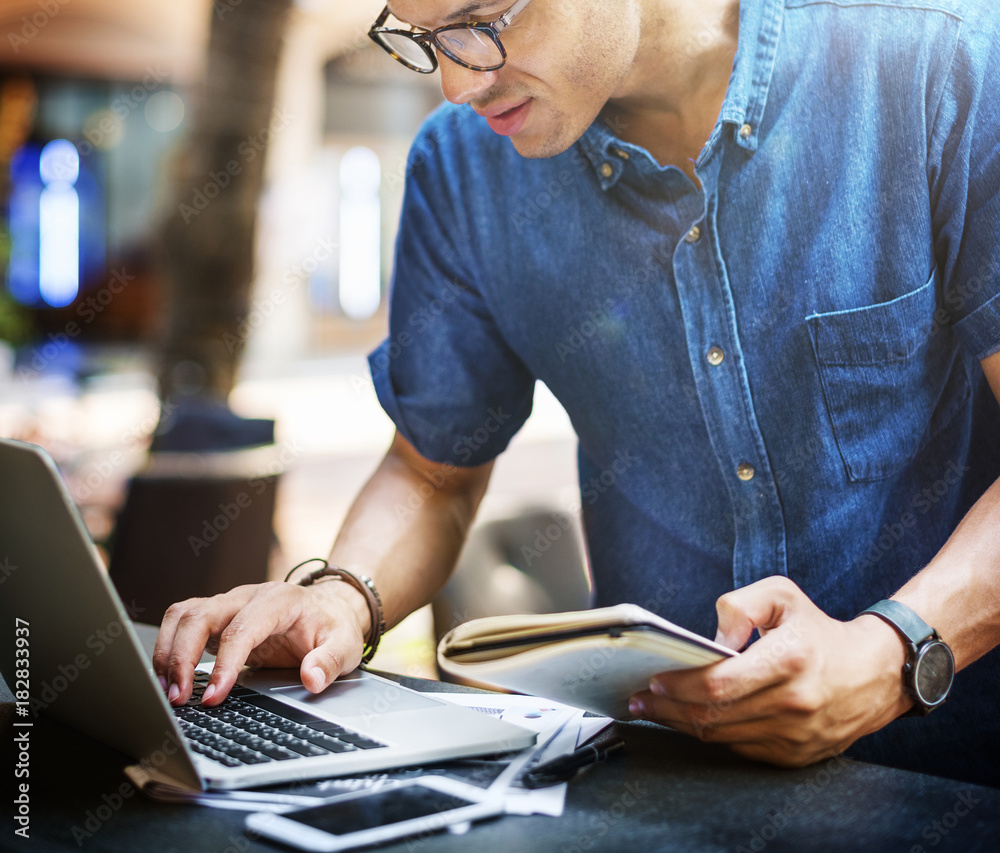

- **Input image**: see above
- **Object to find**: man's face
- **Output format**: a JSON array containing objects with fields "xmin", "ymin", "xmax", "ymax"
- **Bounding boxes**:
[{"xmin": 387, "ymin": 0, "xmax": 641, "ymax": 158}]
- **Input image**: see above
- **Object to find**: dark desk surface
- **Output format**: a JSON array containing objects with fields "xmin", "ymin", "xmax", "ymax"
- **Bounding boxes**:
[{"xmin": 4, "ymin": 636, "xmax": 1000, "ymax": 853}]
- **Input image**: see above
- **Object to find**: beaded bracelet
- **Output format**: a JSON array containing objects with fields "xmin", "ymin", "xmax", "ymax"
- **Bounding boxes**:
[{"xmin": 285, "ymin": 558, "xmax": 386, "ymax": 664}]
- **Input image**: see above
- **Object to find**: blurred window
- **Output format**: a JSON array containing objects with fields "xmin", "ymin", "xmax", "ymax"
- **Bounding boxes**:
[
  {"xmin": 313, "ymin": 47, "xmax": 441, "ymax": 325},
  {"xmin": 338, "ymin": 147, "xmax": 381, "ymax": 320}
]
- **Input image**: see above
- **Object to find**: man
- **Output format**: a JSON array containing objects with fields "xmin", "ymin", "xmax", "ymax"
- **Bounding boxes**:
[{"xmin": 154, "ymin": 0, "xmax": 1000, "ymax": 787}]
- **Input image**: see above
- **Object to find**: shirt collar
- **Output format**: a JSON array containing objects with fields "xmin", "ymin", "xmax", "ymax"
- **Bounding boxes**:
[
  {"xmin": 579, "ymin": 0, "xmax": 785, "ymax": 187},
  {"xmin": 717, "ymin": 0, "xmax": 784, "ymax": 153}
]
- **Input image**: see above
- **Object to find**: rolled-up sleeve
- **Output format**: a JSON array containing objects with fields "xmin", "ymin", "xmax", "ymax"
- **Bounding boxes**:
[
  {"xmin": 930, "ymin": 9, "xmax": 1000, "ymax": 361},
  {"xmin": 368, "ymin": 111, "xmax": 535, "ymax": 466}
]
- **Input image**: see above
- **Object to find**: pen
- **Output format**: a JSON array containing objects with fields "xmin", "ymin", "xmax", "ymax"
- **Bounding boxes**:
[{"xmin": 522, "ymin": 737, "xmax": 626, "ymax": 788}]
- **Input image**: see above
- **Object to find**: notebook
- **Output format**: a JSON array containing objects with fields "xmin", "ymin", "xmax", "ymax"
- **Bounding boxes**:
[{"xmin": 0, "ymin": 438, "xmax": 535, "ymax": 791}]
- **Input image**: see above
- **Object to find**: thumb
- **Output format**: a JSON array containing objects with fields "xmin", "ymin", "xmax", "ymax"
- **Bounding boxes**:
[
  {"xmin": 300, "ymin": 641, "xmax": 353, "ymax": 693},
  {"xmin": 713, "ymin": 576, "xmax": 805, "ymax": 650}
]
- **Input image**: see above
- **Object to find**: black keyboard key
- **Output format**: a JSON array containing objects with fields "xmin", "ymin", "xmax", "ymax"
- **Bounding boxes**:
[
  {"xmin": 252, "ymin": 745, "xmax": 297, "ymax": 761},
  {"xmin": 302, "ymin": 744, "xmax": 334, "ymax": 757},
  {"xmin": 304, "ymin": 733, "xmax": 357, "ymax": 752},
  {"xmin": 241, "ymin": 708, "xmax": 284, "ymax": 725},
  {"xmin": 188, "ymin": 742, "xmax": 223, "ymax": 759},
  {"xmin": 216, "ymin": 725, "xmax": 245, "ymax": 740},
  {"xmin": 201, "ymin": 707, "xmax": 234, "ymax": 717},
  {"xmin": 230, "ymin": 720, "xmax": 263, "ymax": 733},
  {"xmin": 239, "ymin": 754, "xmax": 272, "ymax": 765},
  {"xmin": 338, "ymin": 733, "xmax": 386, "ymax": 750},
  {"xmin": 305, "ymin": 721, "xmax": 351, "ymax": 734},
  {"xmin": 192, "ymin": 746, "xmax": 243, "ymax": 769},
  {"xmin": 324, "ymin": 740, "xmax": 357, "ymax": 754},
  {"xmin": 188, "ymin": 730, "xmax": 219, "ymax": 746},
  {"xmin": 188, "ymin": 729, "xmax": 219, "ymax": 746},
  {"xmin": 276, "ymin": 739, "xmax": 328, "ymax": 757},
  {"xmin": 229, "ymin": 732, "xmax": 259, "ymax": 747}
]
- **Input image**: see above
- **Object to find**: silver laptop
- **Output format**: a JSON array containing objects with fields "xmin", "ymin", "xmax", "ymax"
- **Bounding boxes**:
[{"xmin": 0, "ymin": 439, "xmax": 535, "ymax": 790}]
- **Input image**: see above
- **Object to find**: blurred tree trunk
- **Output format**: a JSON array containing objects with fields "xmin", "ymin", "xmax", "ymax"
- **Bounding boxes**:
[{"xmin": 157, "ymin": 0, "xmax": 294, "ymax": 404}]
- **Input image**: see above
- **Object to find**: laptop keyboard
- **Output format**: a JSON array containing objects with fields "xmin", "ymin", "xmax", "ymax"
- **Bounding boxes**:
[{"xmin": 173, "ymin": 671, "xmax": 387, "ymax": 768}]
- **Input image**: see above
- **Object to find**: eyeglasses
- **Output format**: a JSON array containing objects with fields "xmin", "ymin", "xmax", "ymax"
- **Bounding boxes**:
[{"xmin": 369, "ymin": 0, "xmax": 533, "ymax": 74}]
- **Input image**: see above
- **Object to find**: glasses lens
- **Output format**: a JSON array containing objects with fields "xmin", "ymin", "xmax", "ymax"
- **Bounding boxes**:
[
  {"xmin": 435, "ymin": 27, "xmax": 503, "ymax": 70},
  {"xmin": 375, "ymin": 31, "xmax": 436, "ymax": 71}
]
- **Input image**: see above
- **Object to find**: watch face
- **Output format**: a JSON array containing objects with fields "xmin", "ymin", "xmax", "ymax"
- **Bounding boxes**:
[{"xmin": 913, "ymin": 641, "xmax": 955, "ymax": 707}]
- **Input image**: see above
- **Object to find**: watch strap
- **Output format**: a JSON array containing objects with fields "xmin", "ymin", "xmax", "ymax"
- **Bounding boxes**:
[
  {"xmin": 859, "ymin": 599, "xmax": 936, "ymax": 649},
  {"xmin": 859, "ymin": 599, "xmax": 953, "ymax": 717}
]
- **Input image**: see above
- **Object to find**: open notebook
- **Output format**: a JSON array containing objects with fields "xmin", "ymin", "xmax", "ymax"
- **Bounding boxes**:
[{"xmin": 438, "ymin": 604, "xmax": 736, "ymax": 718}]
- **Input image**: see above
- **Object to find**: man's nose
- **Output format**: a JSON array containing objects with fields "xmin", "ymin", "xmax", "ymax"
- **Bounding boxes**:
[{"xmin": 438, "ymin": 55, "xmax": 499, "ymax": 104}]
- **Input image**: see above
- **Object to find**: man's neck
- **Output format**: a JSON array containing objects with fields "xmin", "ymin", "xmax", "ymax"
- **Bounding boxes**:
[{"xmin": 601, "ymin": 0, "xmax": 740, "ymax": 179}]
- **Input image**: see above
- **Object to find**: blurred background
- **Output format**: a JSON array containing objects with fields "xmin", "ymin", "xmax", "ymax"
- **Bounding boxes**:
[{"xmin": 0, "ymin": 0, "xmax": 583, "ymax": 678}]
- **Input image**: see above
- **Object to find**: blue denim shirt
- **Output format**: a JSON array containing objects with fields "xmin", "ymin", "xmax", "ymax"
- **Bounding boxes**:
[{"xmin": 370, "ymin": 0, "xmax": 1000, "ymax": 784}]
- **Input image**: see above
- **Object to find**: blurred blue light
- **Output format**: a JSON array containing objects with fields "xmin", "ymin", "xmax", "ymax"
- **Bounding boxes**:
[
  {"xmin": 37, "ymin": 140, "xmax": 81, "ymax": 307},
  {"xmin": 39, "ymin": 139, "xmax": 80, "ymax": 187},
  {"xmin": 6, "ymin": 138, "xmax": 105, "ymax": 310},
  {"xmin": 39, "ymin": 186, "xmax": 80, "ymax": 307}
]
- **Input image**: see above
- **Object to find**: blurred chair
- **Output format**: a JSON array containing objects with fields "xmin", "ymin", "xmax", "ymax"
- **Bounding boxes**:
[
  {"xmin": 108, "ymin": 401, "xmax": 284, "ymax": 624},
  {"xmin": 431, "ymin": 507, "xmax": 594, "ymax": 674}
]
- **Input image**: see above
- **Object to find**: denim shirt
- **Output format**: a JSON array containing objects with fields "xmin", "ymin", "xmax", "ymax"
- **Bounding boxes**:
[{"xmin": 370, "ymin": 0, "xmax": 1000, "ymax": 783}]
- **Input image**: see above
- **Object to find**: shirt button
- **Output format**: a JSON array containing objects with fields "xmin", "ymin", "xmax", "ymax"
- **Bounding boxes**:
[
  {"xmin": 739, "ymin": 123, "xmax": 752, "ymax": 140},
  {"xmin": 706, "ymin": 347, "xmax": 724, "ymax": 366},
  {"xmin": 685, "ymin": 225, "xmax": 701, "ymax": 244},
  {"xmin": 737, "ymin": 462, "xmax": 755, "ymax": 482},
  {"xmin": 600, "ymin": 162, "xmax": 614, "ymax": 178}
]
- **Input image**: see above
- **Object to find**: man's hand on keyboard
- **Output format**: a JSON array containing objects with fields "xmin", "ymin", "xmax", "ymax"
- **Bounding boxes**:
[{"xmin": 152, "ymin": 580, "xmax": 372, "ymax": 708}]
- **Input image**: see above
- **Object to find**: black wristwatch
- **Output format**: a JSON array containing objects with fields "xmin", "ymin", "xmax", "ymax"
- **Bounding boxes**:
[{"xmin": 859, "ymin": 600, "xmax": 955, "ymax": 716}]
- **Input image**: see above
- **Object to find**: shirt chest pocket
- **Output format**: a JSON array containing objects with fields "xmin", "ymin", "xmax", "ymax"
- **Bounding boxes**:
[{"xmin": 807, "ymin": 270, "xmax": 971, "ymax": 483}]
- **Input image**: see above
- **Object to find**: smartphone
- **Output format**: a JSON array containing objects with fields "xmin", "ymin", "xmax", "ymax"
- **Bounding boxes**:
[{"xmin": 245, "ymin": 778, "xmax": 505, "ymax": 852}]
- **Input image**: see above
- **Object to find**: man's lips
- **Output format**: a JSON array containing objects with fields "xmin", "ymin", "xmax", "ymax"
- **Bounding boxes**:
[
  {"xmin": 476, "ymin": 99, "xmax": 532, "ymax": 136},
  {"xmin": 476, "ymin": 98, "xmax": 530, "ymax": 119}
]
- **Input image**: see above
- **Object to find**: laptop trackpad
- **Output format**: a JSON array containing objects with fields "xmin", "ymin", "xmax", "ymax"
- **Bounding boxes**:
[{"xmin": 269, "ymin": 677, "xmax": 444, "ymax": 719}]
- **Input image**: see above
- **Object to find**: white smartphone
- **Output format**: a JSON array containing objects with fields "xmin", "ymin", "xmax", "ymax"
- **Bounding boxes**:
[{"xmin": 244, "ymin": 778, "xmax": 505, "ymax": 852}]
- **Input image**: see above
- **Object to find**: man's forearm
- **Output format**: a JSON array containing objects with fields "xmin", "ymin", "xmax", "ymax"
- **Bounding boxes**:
[
  {"xmin": 325, "ymin": 432, "xmax": 494, "ymax": 634},
  {"xmin": 893, "ymin": 472, "xmax": 1000, "ymax": 670},
  {"xmin": 891, "ymin": 353, "xmax": 1000, "ymax": 670}
]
